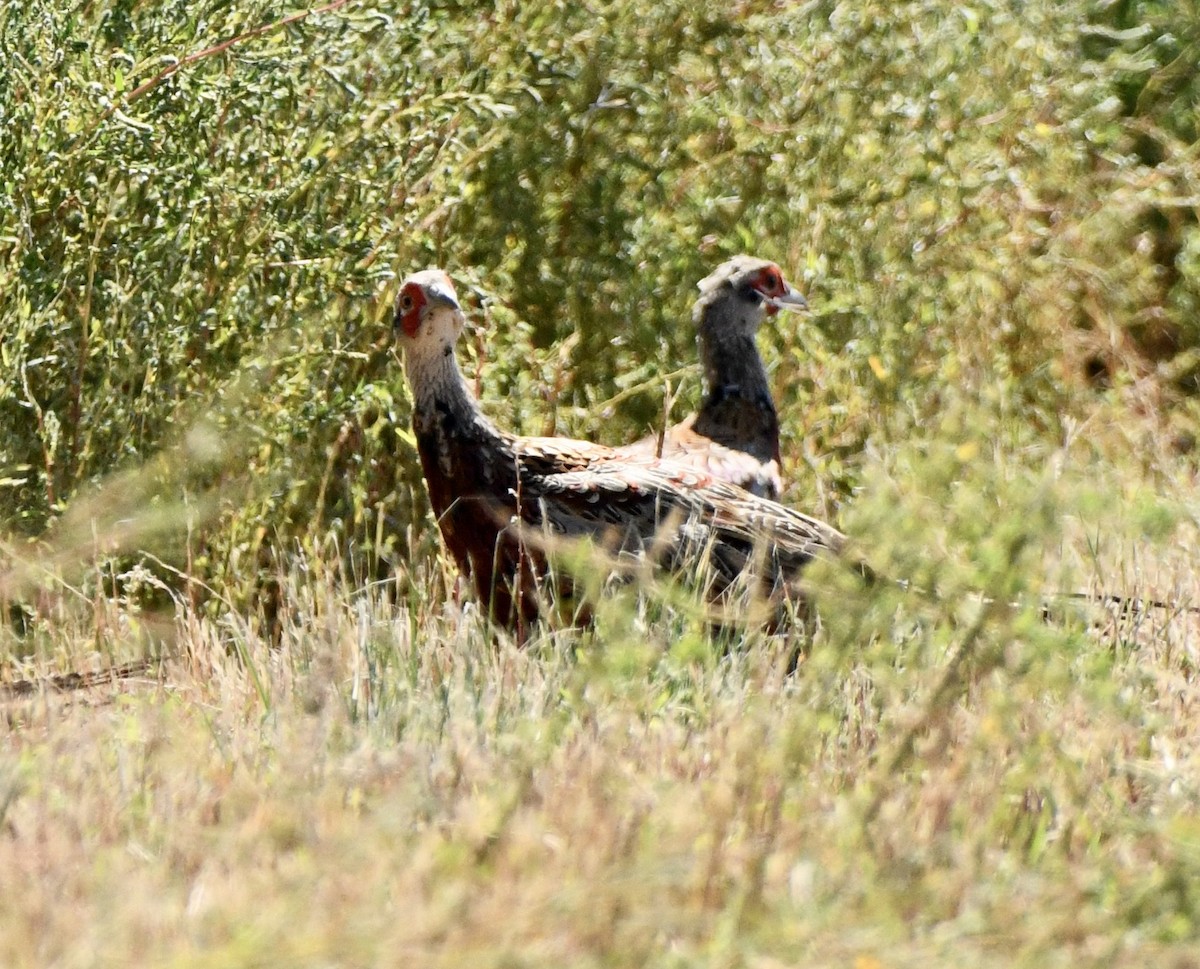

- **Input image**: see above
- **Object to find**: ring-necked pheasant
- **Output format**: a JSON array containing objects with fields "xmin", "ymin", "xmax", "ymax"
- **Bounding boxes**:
[
  {"xmin": 394, "ymin": 268, "xmax": 851, "ymax": 636},
  {"xmin": 620, "ymin": 255, "xmax": 807, "ymax": 499}
]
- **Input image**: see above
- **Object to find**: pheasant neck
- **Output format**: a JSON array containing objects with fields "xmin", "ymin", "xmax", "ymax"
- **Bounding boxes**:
[
  {"xmin": 405, "ymin": 342, "xmax": 520, "ymax": 495},
  {"xmin": 696, "ymin": 328, "xmax": 775, "ymax": 418},
  {"xmin": 691, "ymin": 319, "xmax": 782, "ymax": 465},
  {"xmin": 406, "ymin": 346, "xmax": 487, "ymax": 432}
]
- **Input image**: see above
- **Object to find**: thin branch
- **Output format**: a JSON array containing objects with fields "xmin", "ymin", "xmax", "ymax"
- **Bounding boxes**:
[{"xmin": 88, "ymin": 0, "xmax": 353, "ymax": 135}]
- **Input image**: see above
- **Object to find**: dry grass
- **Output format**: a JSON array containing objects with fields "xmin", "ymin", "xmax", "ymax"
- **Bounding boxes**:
[{"xmin": 3, "ymin": 510, "xmax": 1200, "ymax": 968}]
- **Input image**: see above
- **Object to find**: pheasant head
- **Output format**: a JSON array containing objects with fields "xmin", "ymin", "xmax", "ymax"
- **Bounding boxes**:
[
  {"xmin": 394, "ymin": 269, "xmax": 471, "ymax": 404},
  {"xmin": 694, "ymin": 255, "xmax": 807, "ymax": 338},
  {"xmin": 395, "ymin": 268, "xmax": 465, "ymax": 353}
]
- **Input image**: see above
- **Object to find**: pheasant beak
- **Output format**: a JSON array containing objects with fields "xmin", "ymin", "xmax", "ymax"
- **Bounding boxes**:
[
  {"xmin": 425, "ymin": 279, "xmax": 460, "ymax": 312},
  {"xmin": 769, "ymin": 286, "xmax": 808, "ymax": 313}
]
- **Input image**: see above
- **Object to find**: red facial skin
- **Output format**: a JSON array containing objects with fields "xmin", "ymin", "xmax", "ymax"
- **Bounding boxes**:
[
  {"xmin": 753, "ymin": 266, "xmax": 788, "ymax": 317},
  {"xmin": 396, "ymin": 281, "xmax": 429, "ymax": 337}
]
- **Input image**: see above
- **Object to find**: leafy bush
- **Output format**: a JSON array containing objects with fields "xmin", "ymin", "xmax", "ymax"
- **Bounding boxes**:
[{"xmin": 1, "ymin": 0, "xmax": 1197, "ymax": 592}]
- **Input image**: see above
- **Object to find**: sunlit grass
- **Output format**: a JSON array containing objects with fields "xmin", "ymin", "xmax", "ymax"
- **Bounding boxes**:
[
  {"xmin": 2, "ymin": 511, "xmax": 1199, "ymax": 967},
  {"xmin": 3, "ymin": 434, "xmax": 1200, "ymax": 965}
]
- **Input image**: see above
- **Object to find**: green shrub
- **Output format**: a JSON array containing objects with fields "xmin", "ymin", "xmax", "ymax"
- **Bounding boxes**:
[{"xmin": 1, "ymin": 0, "xmax": 1197, "ymax": 596}]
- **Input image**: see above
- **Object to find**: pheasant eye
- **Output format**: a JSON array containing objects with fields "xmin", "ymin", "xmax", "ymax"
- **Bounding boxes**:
[{"xmin": 399, "ymin": 294, "xmax": 414, "ymax": 312}]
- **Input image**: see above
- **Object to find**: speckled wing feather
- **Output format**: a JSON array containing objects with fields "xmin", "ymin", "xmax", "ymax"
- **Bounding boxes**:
[
  {"xmin": 618, "ymin": 421, "xmax": 783, "ymax": 500},
  {"xmin": 520, "ymin": 457, "xmax": 844, "ymax": 594},
  {"xmin": 509, "ymin": 434, "xmax": 618, "ymax": 474}
]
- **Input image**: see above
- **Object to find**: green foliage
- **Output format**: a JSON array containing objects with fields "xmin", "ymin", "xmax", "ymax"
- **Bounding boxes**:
[
  {"xmin": 2, "ymin": 0, "xmax": 1199, "ymax": 581},
  {"xmin": 1078, "ymin": 0, "xmax": 1200, "ymax": 386}
]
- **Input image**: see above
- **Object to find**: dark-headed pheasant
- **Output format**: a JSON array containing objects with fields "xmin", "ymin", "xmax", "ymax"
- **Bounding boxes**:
[
  {"xmin": 620, "ymin": 255, "xmax": 806, "ymax": 499},
  {"xmin": 394, "ymin": 268, "xmax": 850, "ymax": 637}
]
